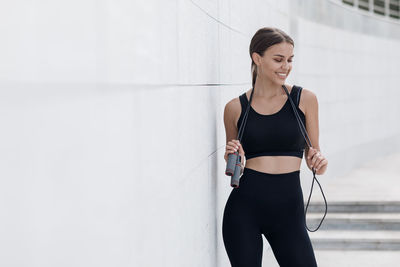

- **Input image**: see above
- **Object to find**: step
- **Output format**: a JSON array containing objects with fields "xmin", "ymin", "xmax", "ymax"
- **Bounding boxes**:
[
  {"xmin": 315, "ymin": 250, "xmax": 400, "ymax": 267},
  {"xmin": 309, "ymin": 230, "xmax": 400, "ymax": 250},
  {"xmin": 305, "ymin": 201, "xmax": 400, "ymax": 213},
  {"xmin": 305, "ymin": 212, "xmax": 400, "ymax": 230}
]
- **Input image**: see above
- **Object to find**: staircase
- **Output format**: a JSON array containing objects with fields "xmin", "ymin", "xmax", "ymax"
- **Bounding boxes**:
[{"xmin": 306, "ymin": 201, "xmax": 400, "ymax": 250}]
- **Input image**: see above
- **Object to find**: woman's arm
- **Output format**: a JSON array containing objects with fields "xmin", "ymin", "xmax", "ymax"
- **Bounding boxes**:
[
  {"xmin": 223, "ymin": 98, "xmax": 245, "ymax": 169},
  {"xmin": 302, "ymin": 88, "xmax": 328, "ymax": 175}
]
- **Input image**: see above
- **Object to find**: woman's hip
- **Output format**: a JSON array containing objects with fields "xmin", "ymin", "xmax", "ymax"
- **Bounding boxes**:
[
  {"xmin": 236, "ymin": 167, "xmax": 302, "ymax": 198},
  {"xmin": 223, "ymin": 167, "xmax": 306, "ymax": 230}
]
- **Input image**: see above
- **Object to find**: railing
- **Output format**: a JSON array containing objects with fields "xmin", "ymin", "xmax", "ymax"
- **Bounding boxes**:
[{"xmin": 339, "ymin": 0, "xmax": 400, "ymax": 20}]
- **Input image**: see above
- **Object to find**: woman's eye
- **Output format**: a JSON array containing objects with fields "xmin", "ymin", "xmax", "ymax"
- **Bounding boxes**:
[{"xmin": 274, "ymin": 59, "xmax": 292, "ymax": 63}]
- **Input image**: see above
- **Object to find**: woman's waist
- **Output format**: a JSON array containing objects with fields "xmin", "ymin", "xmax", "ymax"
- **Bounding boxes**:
[{"xmin": 245, "ymin": 155, "xmax": 301, "ymax": 174}]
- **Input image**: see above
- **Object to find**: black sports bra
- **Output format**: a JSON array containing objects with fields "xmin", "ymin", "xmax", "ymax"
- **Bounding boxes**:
[{"xmin": 236, "ymin": 85, "xmax": 306, "ymax": 160}]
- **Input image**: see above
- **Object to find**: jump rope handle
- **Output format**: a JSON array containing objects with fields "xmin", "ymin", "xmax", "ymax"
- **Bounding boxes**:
[
  {"xmin": 282, "ymin": 85, "xmax": 328, "ymax": 232},
  {"xmin": 224, "ymin": 88, "xmax": 255, "ymax": 187}
]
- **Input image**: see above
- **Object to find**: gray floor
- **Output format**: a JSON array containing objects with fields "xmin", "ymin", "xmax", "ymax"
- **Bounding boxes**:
[{"xmin": 262, "ymin": 249, "xmax": 400, "ymax": 267}]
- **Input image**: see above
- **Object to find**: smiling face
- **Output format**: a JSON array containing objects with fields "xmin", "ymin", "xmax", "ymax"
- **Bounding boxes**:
[{"xmin": 252, "ymin": 42, "xmax": 294, "ymax": 85}]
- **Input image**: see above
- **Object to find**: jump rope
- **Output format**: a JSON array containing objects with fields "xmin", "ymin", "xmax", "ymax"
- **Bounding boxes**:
[{"xmin": 223, "ymin": 85, "xmax": 327, "ymax": 232}]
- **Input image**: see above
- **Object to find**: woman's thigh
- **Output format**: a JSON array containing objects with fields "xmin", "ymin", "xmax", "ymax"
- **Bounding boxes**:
[
  {"xmin": 264, "ymin": 224, "xmax": 318, "ymax": 267},
  {"xmin": 222, "ymin": 189, "xmax": 263, "ymax": 267}
]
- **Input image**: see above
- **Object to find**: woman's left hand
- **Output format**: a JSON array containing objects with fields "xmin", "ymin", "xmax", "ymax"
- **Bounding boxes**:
[{"xmin": 306, "ymin": 147, "xmax": 328, "ymax": 175}]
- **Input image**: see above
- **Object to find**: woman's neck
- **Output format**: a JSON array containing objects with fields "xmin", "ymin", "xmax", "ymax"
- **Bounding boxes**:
[{"xmin": 254, "ymin": 76, "xmax": 285, "ymax": 98}]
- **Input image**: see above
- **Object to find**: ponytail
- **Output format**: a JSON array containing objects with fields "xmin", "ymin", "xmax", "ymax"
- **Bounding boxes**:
[{"xmin": 251, "ymin": 62, "xmax": 257, "ymax": 89}]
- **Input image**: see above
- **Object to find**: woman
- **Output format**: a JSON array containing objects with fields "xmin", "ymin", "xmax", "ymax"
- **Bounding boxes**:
[{"xmin": 222, "ymin": 27, "xmax": 328, "ymax": 267}]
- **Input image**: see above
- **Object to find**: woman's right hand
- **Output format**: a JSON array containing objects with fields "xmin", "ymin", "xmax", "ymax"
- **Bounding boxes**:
[{"xmin": 224, "ymin": 139, "xmax": 245, "ymax": 162}]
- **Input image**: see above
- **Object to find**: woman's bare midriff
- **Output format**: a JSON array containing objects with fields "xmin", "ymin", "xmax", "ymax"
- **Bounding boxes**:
[{"xmin": 245, "ymin": 156, "xmax": 302, "ymax": 174}]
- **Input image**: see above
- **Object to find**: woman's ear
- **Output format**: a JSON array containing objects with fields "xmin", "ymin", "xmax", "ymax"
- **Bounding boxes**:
[{"xmin": 251, "ymin": 52, "xmax": 261, "ymax": 66}]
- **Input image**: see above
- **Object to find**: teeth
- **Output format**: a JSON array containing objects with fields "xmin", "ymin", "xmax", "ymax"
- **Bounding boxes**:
[{"xmin": 277, "ymin": 73, "xmax": 286, "ymax": 76}]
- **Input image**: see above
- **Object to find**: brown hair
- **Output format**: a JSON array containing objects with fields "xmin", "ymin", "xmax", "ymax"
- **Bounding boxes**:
[{"xmin": 249, "ymin": 27, "xmax": 294, "ymax": 88}]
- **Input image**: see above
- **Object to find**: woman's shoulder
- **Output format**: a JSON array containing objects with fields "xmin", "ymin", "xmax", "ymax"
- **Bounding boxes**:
[
  {"xmin": 224, "ymin": 94, "xmax": 242, "ymax": 117},
  {"xmin": 224, "ymin": 90, "xmax": 249, "ymax": 128},
  {"xmin": 299, "ymin": 87, "xmax": 317, "ymax": 103},
  {"xmin": 297, "ymin": 87, "xmax": 318, "ymax": 116}
]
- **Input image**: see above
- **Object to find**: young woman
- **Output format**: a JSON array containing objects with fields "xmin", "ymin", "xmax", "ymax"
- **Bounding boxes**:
[{"xmin": 222, "ymin": 27, "xmax": 328, "ymax": 266}]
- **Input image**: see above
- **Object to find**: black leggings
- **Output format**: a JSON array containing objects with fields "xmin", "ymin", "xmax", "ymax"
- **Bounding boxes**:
[{"xmin": 222, "ymin": 167, "xmax": 318, "ymax": 267}]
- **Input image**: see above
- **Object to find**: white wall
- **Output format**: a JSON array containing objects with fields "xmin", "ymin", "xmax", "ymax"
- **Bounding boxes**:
[{"xmin": 0, "ymin": 0, "xmax": 399, "ymax": 266}]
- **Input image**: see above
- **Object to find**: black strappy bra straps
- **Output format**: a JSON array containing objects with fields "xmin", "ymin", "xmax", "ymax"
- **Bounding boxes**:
[{"xmin": 296, "ymin": 86, "xmax": 302, "ymax": 107}]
